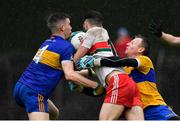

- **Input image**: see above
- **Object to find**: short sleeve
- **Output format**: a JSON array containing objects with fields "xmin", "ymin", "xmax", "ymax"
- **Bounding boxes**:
[
  {"xmin": 61, "ymin": 45, "xmax": 75, "ymax": 62},
  {"xmin": 136, "ymin": 55, "xmax": 153, "ymax": 74}
]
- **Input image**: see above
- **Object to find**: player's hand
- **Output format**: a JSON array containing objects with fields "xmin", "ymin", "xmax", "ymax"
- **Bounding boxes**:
[
  {"xmin": 81, "ymin": 82, "xmax": 105, "ymax": 97},
  {"xmin": 149, "ymin": 18, "xmax": 162, "ymax": 37},
  {"xmin": 93, "ymin": 82, "xmax": 106, "ymax": 96},
  {"xmin": 75, "ymin": 55, "xmax": 95, "ymax": 70}
]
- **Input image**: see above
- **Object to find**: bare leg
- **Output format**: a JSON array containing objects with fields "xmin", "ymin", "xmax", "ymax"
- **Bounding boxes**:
[
  {"xmin": 48, "ymin": 99, "xmax": 59, "ymax": 120},
  {"xmin": 28, "ymin": 112, "xmax": 49, "ymax": 120},
  {"xmin": 125, "ymin": 106, "xmax": 144, "ymax": 120},
  {"xmin": 99, "ymin": 103, "xmax": 125, "ymax": 120}
]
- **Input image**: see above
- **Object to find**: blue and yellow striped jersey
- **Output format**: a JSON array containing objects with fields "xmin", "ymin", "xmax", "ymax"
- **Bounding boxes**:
[
  {"xmin": 124, "ymin": 55, "xmax": 166, "ymax": 109},
  {"xmin": 19, "ymin": 35, "xmax": 75, "ymax": 98}
]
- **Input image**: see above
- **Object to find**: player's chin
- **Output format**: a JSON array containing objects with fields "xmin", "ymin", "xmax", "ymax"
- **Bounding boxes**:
[
  {"xmin": 125, "ymin": 50, "xmax": 131, "ymax": 57},
  {"xmin": 66, "ymin": 32, "xmax": 72, "ymax": 39},
  {"xmin": 125, "ymin": 50, "xmax": 128, "ymax": 55},
  {"xmin": 68, "ymin": 31, "xmax": 72, "ymax": 36}
]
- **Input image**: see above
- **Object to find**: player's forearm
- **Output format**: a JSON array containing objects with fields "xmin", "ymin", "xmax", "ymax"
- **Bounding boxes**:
[
  {"xmin": 62, "ymin": 61, "xmax": 97, "ymax": 89},
  {"xmin": 77, "ymin": 69, "xmax": 89, "ymax": 76},
  {"xmin": 77, "ymin": 69, "xmax": 96, "ymax": 77},
  {"xmin": 66, "ymin": 71, "xmax": 97, "ymax": 89},
  {"xmin": 73, "ymin": 46, "xmax": 89, "ymax": 63},
  {"xmin": 161, "ymin": 32, "xmax": 180, "ymax": 45},
  {"xmin": 94, "ymin": 57, "xmax": 138, "ymax": 67}
]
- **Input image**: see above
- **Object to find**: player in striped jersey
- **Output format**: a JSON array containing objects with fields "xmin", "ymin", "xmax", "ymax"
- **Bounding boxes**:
[
  {"xmin": 77, "ymin": 35, "xmax": 180, "ymax": 120},
  {"xmin": 13, "ymin": 12, "xmax": 103, "ymax": 120},
  {"xmin": 73, "ymin": 10, "xmax": 144, "ymax": 120}
]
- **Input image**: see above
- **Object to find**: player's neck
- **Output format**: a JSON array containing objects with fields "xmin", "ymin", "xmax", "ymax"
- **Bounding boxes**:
[
  {"xmin": 52, "ymin": 32, "xmax": 65, "ymax": 39},
  {"xmin": 135, "ymin": 53, "xmax": 142, "ymax": 57},
  {"xmin": 127, "ymin": 54, "xmax": 138, "ymax": 58},
  {"xmin": 88, "ymin": 25, "xmax": 98, "ymax": 29}
]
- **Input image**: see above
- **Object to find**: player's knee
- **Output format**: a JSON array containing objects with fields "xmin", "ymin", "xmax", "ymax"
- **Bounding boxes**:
[
  {"xmin": 99, "ymin": 110, "xmax": 120, "ymax": 120},
  {"xmin": 99, "ymin": 113, "xmax": 108, "ymax": 120},
  {"xmin": 28, "ymin": 112, "xmax": 49, "ymax": 120},
  {"xmin": 49, "ymin": 108, "xmax": 59, "ymax": 120},
  {"xmin": 99, "ymin": 114, "xmax": 119, "ymax": 120},
  {"xmin": 99, "ymin": 110, "xmax": 111, "ymax": 120},
  {"xmin": 48, "ymin": 100, "xmax": 60, "ymax": 120},
  {"xmin": 125, "ymin": 106, "xmax": 144, "ymax": 120}
]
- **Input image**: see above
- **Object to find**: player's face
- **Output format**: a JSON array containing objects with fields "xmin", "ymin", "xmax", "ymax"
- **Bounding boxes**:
[
  {"xmin": 63, "ymin": 18, "xmax": 72, "ymax": 39},
  {"xmin": 83, "ymin": 20, "xmax": 89, "ymax": 31},
  {"xmin": 125, "ymin": 38, "xmax": 143, "ymax": 57}
]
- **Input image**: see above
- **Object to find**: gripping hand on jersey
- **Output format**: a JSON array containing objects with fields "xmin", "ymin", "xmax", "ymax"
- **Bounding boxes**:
[
  {"xmin": 75, "ymin": 55, "xmax": 95, "ymax": 70},
  {"xmin": 82, "ymin": 82, "xmax": 106, "ymax": 97}
]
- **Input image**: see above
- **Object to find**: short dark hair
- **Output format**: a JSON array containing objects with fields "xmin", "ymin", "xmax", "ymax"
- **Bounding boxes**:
[
  {"xmin": 135, "ymin": 34, "xmax": 150, "ymax": 55},
  {"xmin": 46, "ymin": 12, "xmax": 70, "ymax": 33},
  {"xmin": 84, "ymin": 10, "xmax": 103, "ymax": 27}
]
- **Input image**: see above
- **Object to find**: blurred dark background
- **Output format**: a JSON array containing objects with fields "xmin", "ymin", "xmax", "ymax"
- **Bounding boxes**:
[{"xmin": 0, "ymin": 0, "xmax": 180, "ymax": 119}]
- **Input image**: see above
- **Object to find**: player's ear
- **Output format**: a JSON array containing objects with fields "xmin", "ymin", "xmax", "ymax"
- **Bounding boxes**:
[
  {"xmin": 59, "ymin": 25, "xmax": 65, "ymax": 31},
  {"xmin": 138, "ymin": 47, "xmax": 145, "ymax": 54},
  {"xmin": 62, "ymin": 25, "xmax": 66, "ymax": 31},
  {"xmin": 57, "ymin": 23, "xmax": 64, "ymax": 32},
  {"xmin": 83, "ymin": 20, "xmax": 89, "ymax": 31}
]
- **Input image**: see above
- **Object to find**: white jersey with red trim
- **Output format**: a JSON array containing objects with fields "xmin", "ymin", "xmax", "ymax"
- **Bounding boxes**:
[{"xmin": 82, "ymin": 27, "xmax": 124, "ymax": 87}]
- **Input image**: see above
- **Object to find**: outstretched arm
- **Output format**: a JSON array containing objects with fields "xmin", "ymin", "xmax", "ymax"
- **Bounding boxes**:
[
  {"xmin": 161, "ymin": 32, "xmax": 180, "ymax": 45},
  {"xmin": 149, "ymin": 18, "xmax": 180, "ymax": 45},
  {"xmin": 96, "ymin": 56, "xmax": 138, "ymax": 67},
  {"xmin": 76, "ymin": 56, "xmax": 138, "ymax": 70}
]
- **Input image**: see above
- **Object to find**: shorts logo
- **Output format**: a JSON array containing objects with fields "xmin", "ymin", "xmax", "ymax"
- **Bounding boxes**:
[
  {"xmin": 110, "ymin": 75, "xmax": 119, "ymax": 104},
  {"xmin": 38, "ymin": 94, "xmax": 45, "ymax": 112}
]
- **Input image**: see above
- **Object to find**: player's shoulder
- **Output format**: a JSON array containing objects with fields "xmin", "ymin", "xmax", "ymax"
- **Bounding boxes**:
[
  {"xmin": 53, "ymin": 37, "xmax": 73, "ymax": 49},
  {"xmin": 136, "ymin": 55, "xmax": 152, "ymax": 62},
  {"xmin": 61, "ymin": 39, "xmax": 73, "ymax": 47},
  {"xmin": 136, "ymin": 55, "xmax": 154, "ymax": 69},
  {"xmin": 57, "ymin": 40, "xmax": 74, "ymax": 52},
  {"xmin": 87, "ymin": 27, "xmax": 107, "ymax": 33},
  {"xmin": 43, "ymin": 37, "xmax": 74, "ymax": 53},
  {"xmin": 86, "ymin": 27, "xmax": 109, "ymax": 41},
  {"xmin": 136, "ymin": 55, "xmax": 154, "ymax": 68}
]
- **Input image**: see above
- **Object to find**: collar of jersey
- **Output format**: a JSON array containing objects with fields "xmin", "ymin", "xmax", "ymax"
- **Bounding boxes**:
[{"xmin": 50, "ymin": 34, "xmax": 64, "ymax": 41}]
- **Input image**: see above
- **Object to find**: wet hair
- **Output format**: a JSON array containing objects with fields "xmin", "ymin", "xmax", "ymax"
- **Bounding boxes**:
[
  {"xmin": 135, "ymin": 34, "xmax": 150, "ymax": 55},
  {"xmin": 84, "ymin": 10, "xmax": 103, "ymax": 27},
  {"xmin": 46, "ymin": 12, "xmax": 70, "ymax": 33}
]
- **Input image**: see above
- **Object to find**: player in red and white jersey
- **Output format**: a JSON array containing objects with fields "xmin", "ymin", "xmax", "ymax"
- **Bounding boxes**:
[{"xmin": 73, "ymin": 10, "xmax": 144, "ymax": 120}]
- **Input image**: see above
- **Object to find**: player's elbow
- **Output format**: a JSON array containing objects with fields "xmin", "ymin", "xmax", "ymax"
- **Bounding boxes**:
[{"xmin": 64, "ymin": 71, "xmax": 76, "ymax": 81}]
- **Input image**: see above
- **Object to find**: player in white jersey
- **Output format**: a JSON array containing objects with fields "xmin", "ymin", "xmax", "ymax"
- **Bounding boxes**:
[{"xmin": 73, "ymin": 10, "xmax": 144, "ymax": 120}]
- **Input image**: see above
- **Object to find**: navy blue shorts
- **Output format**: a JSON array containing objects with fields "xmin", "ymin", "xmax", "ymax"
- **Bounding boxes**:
[
  {"xmin": 13, "ymin": 82, "xmax": 49, "ymax": 113},
  {"xmin": 144, "ymin": 105, "xmax": 177, "ymax": 120}
]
